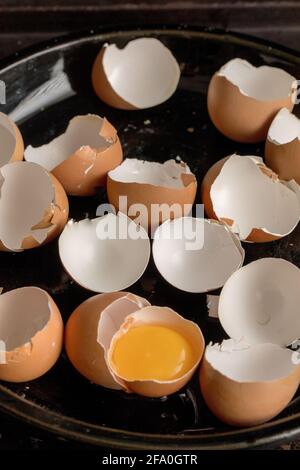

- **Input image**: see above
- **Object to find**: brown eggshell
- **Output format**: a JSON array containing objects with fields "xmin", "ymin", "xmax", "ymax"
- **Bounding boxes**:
[
  {"xmin": 108, "ymin": 306, "xmax": 205, "ymax": 398},
  {"xmin": 20, "ymin": 174, "xmax": 69, "ymax": 250},
  {"xmin": 200, "ymin": 354, "xmax": 300, "ymax": 427},
  {"xmin": 201, "ymin": 156, "xmax": 286, "ymax": 242},
  {"xmin": 265, "ymin": 138, "xmax": 300, "ymax": 185},
  {"xmin": 0, "ymin": 287, "xmax": 63, "ymax": 382},
  {"xmin": 65, "ymin": 292, "xmax": 149, "ymax": 389},
  {"xmin": 0, "ymin": 163, "xmax": 69, "ymax": 252},
  {"xmin": 92, "ymin": 48, "xmax": 136, "ymax": 110},
  {"xmin": 107, "ymin": 164, "xmax": 197, "ymax": 231},
  {"xmin": 52, "ymin": 119, "xmax": 123, "ymax": 196},
  {"xmin": 207, "ymin": 74, "xmax": 294, "ymax": 143},
  {"xmin": 10, "ymin": 122, "xmax": 24, "ymax": 163},
  {"xmin": 0, "ymin": 112, "xmax": 24, "ymax": 165},
  {"xmin": 24, "ymin": 115, "xmax": 123, "ymax": 197}
]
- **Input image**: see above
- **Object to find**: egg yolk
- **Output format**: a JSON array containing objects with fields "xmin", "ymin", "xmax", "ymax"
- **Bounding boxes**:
[{"xmin": 111, "ymin": 325, "xmax": 196, "ymax": 381}]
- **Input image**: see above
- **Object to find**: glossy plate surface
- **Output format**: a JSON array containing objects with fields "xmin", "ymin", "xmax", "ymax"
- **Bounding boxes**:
[{"xmin": 0, "ymin": 26, "xmax": 299, "ymax": 449}]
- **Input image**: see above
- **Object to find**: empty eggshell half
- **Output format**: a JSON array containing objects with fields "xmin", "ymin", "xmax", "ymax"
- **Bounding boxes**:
[
  {"xmin": 207, "ymin": 58, "xmax": 296, "ymax": 142},
  {"xmin": 152, "ymin": 217, "xmax": 244, "ymax": 293},
  {"xmin": 24, "ymin": 114, "xmax": 123, "ymax": 196},
  {"xmin": 0, "ymin": 161, "xmax": 68, "ymax": 251},
  {"xmin": 65, "ymin": 291, "xmax": 150, "ymax": 389},
  {"xmin": 92, "ymin": 38, "xmax": 181, "ymax": 110},
  {"xmin": 200, "ymin": 339, "xmax": 300, "ymax": 426},
  {"xmin": 0, "ymin": 112, "xmax": 24, "ymax": 166},
  {"xmin": 107, "ymin": 159, "xmax": 197, "ymax": 230},
  {"xmin": 107, "ymin": 306, "xmax": 205, "ymax": 397},
  {"xmin": 201, "ymin": 154, "xmax": 300, "ymax": 242},
  {"xmin": 0, "ymin": 287, "xmax": 63, "ymax": 382},
  {"xmin": 58, "ymin": 213, "xmax": 150, "ymax": 292},
  {"xmin": 265, "ymin": 108, "xmax": 300, "ymax": 184},
  {"xmin": 219, "ymin": 258, "xmax": 300, "ymax": 347}
]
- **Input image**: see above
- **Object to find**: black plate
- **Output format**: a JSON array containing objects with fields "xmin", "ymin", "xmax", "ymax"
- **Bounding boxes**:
[{"xmin": 0, "ymin": 26, "xmax": 300, "ymax": 450}]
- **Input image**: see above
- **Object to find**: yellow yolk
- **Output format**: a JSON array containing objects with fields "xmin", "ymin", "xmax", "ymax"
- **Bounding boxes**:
[{"xmin": 111, "ymin": 325, "xmax": 196, "ymax": 381}]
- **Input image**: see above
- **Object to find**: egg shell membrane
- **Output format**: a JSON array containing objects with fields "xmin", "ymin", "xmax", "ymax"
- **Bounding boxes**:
[
  {"xmin": 0, "ymin": 287, "xmax": 63, "ymax": 382},
  {"xmin": 107, "ymin": 306, "xmax": 205, "ymax": 398},
  {"xmin": 201, "ymin": 154, "xmax": 300, "ymax": 242},
  {"xmin": 219, "ymin": 258, "xmax": 300, "ymax": 347},
  {"xmin": 24, "ymin": 115, "xmax": 123, "ymax": 196},
  {"xmin": 266, "ymin": 108, "xmax": 300, "ymax": 185},
  {"xmin": 207, "ymin": 59, "xmax": 295, "ymax": 143},
  {"xmin": 152, "ymin": 217, "xmax": 244, "ymax": 293},
  {"xmin": 65, "ymin": 292, "xmax": 149, "ymax": 389},
  {"xmin": 58, "ymin": 214, "xmax": 150, "ymax": 293},
  {"xmin": 0, "ymin": 112, "xmax": 24, "ymax": 166},
  {"xmin": 92, "ymin": 38, "xmax": 180, "ymax": 110},
  {"xmin": 107, "ymin": 159, "xmax": 197, "ymax": 230},
  {"xmin": 0, "ymin": 162, "xmax": 69, "ymax": 252},
  {"xmin": 200, "ymin": 341, "xmax": 300, "ymax": 427}
]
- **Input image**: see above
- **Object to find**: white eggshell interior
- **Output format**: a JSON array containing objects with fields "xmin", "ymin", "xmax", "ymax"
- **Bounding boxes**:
[
  {"xmin": 58, "ymin": 213, "xmax": 150, "ymax": 293},
  {"xmin": 97, "ymin": 294, "xmax": 150, "ymax": 351},
  {"xmin": 268, "ymin": 108, "xmax": 300, "ymax": 145},
  {"xmin": 108, "ymin": 158, "xmax": 192, "ymax": 188},
  {"xmin": 0, "ymin": 162, "xmax": 55, "ymax": 250},
  {"xmin": 0, "ymin": 287, "xmax": 50, "ymax": 352},
  {"xmin": 0, "ymin": 113, "xmax": 16, "ymax": 167},
  {"xmin": 219, "ymin": 58, "xmax": 296, "ymax": 101},
  {"xmin": 206, "ymin": 339, "xmax": 297, "ymax": 382},
  {"xmin": 102, "ymin": 38, "xmax": 180, "ymax": 108},
  {"xmin": 210, "ymin": 154, "xmax": 300, "ymax": 240},
  {"xmin": 24, "ymin": 114, "xmax": 111, "ymax": 171},
  {"xmin": 153, "ymin": 217, "xmax": 244, "ymax": 293},
  {"xmin": 219, "ymin": 258, "xmax": 300, "ymax": 346}
]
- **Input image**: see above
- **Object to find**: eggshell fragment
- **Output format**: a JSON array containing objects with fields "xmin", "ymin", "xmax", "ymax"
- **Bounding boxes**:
[
  {"xmin": 107, "ymin": 159, "xmax": 197, "ymax": 230},
  {"xmin": 200, "ymin": 340, "xmax": 300, "ymax": 426},
  {"xmin": 0, "ymin": 161, "xmax": 68, "ymax": 251},
  {"xmin": 201, "ymin": 154, "xmax": 300, "ymax": 242},
  {"xmin": 0, "ymin": 287, "xmax": 63, "ymax": 382},
  {"xmin": 0, "ymin": 112, "xmax": 24, "ymax": 166},
  {"xmin": 92, "ymin": 38, "xmax": 180, "ymax": 110},
  {"xmin": 265, "ymin": 108, "xmax": 300, "ymax": 184},
  {"xmin": 219, "ymin": 258, "xmax": 300, "ymax": 347},
  {"xmin": 65, "ymin": 292, "xmax": 150, "ymax": 388},
  {"xmin": 58, "ymin": 213, "xmax": 150, "ymax": 292},
  {"xmin": 24, "ymin": 114, "xmax": 123, "ymax": 196},
  {"xmin": 207, "ymin": 58, "xmax": 296, "ymax": 142},
  {"xmin": 152, "ymin": 217, "xmax": 244, "ymax": 293},
  {"xmin": 107, "ymin": 306, "xmax": 205, "ymax": 397}
]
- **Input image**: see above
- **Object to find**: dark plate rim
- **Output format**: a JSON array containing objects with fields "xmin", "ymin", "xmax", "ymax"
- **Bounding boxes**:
[{"xmin": 0, "ymin": 24, "xmax": 299, "ymax": 450}]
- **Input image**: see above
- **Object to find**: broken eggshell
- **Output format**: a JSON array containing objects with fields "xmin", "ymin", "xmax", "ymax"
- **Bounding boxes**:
[
  {"xmin": 58, "ymin": 212, "xmax": 150, "ymax": 293},
  {"xmin": 200, "ymin": 339, "xmax": 300, "ymax": 427},
  {"xmin": 24, "ymin": 114, "xmax": 123, "ymax": 196},
  {"xmin": 218, "ymin": 258, "xmax": 300, "ymax": 347},
  {"xmin": 0, "ymin": 161, "xmax": 68, "ymax": 251},
  {"xmin": 107, "ymin": 306, "xmax": 205, "ymax": 397},
  {"xmin": 0, "ymin": 287, "xmax": 63, "ymax": 382},
  {"xmin": 0, "ymin": 112, "xmax": 24, "ymax": 167},
  {"xmin": 265, "ymin": 108, "xmax": 300, "ymax": 185},
  {"xmin": 92, "ymin": 38, "xmax": 181, "ymax": 110},
  {"xmin": 201, "ymin": 154, "xmax": 300, "ymax": 242},
  {"xmin": 207, "ymin": 58, "xmax": 296, "ymax": 142},
  {"xmin": 107, "ymin": 158, "xmax": 197, "ymax": 230},
  {"xmin": 66, "ymin": 296, "xmax": 204, "ymax": 397},
  {"xmin": 152, "ymin": 217, "xmax": 244, "ymax": 293},
  {"xmin": 65, "ymin": 291, "xmax": 150, "ymax": 389}
]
